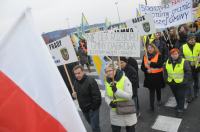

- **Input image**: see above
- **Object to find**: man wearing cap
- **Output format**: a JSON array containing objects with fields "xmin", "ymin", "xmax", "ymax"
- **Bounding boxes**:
[
  {"xmin": 180, "ymin": 34, "xmax": 200, "ymax": 100},
  {"xmin": 120, "ymin": 57, "xmax": 140, "ymax": 117},
  {"xmin": 164, "ymin": 48, "xmax": 191, "ymax": 117}
]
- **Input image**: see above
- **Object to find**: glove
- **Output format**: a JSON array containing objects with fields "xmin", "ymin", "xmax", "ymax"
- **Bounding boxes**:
[
  {"xmin": 147, "ymin": 69, "xmax": 152, "ymax": 73},
  {"xmin": 110, "ymin": 82, "xmax": 117, "ymax": 93},
  {"xmin": 109, "ymin": 101, "xmax": 116, "ymax": 108},
  {"xmin": 72, "ymin": 92, "xmax": 77, "ymax": 99}
]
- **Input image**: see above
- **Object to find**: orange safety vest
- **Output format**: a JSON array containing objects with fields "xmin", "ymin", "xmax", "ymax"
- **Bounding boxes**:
[{"xmin": 144, "ymin": 53, "xmax": 163, "ymax": 74}]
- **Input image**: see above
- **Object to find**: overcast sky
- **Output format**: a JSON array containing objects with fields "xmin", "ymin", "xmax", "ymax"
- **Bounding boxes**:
[{"xmin": 0, "ymin": 0, "xmax": 161, "ymax": 37}]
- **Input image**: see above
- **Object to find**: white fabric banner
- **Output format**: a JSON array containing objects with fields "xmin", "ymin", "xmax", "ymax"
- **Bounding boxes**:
[
  {"xmin": 125, "ymin": 14, "xmax": 156, "ymax": 35},
  {"xmin": 0, "ymin": 9, "xmax": 86, "ymax": 132},
  {"xmin": 86, "ymin": 31, "xmax": 140, "ymax": 57},
  {"xmin": 47, "ymin": 36, "xmax": 78, "ymax": 66},
  {"xmin": 139, "ymin": 0, "xmax": 193, "ymax": 28}
]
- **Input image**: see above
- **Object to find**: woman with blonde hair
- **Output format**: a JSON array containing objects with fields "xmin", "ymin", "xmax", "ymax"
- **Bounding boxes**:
[
  {"xmin": 141, "ymin": 43, "xmax": 165, "ymax": 111},
  {"xmin": 104, "ymin": 62, "xmax": 137, "ymax": 132}
]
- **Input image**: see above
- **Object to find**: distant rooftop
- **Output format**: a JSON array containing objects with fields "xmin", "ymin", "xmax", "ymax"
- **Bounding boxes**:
[{"xmin": 42, "ymin": 23, "xmax": 105, "ymax": 44}]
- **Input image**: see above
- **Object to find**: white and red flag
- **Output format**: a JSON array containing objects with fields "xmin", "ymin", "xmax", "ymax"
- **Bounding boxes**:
[{"xmin": 0, "ymin": 9, "xmax": 86, "ymax": 132}]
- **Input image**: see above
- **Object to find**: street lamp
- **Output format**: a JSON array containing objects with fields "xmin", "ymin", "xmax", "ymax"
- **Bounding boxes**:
[
  {"xmin": 145, "ymin": 0, "xmax": 147, "ymax": 5},
  {"xmin": 114, "ymin": 1, "xmax": 122, "ymax": 69},
  {"xmin": 115, "ymin": 1, "xmax": 121, "ymax": 23}
]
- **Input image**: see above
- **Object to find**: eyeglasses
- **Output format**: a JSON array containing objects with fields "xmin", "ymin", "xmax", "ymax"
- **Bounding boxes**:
[{"xmin": 105, "ymin": 69, "xmax": 113, "ymax": 73}]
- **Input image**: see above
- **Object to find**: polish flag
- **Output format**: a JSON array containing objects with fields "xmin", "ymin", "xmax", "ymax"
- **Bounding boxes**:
[{"xmin": 0, "ymin": 9, "xmax": 86, "ymax": 132}]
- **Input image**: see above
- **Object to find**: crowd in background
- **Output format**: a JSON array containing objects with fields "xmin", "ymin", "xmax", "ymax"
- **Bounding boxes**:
[{"xmin": 63, "ymin": 19, "xmax": 200, "ymax": 132}]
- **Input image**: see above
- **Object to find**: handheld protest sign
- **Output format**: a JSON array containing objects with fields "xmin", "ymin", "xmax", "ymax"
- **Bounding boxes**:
[
  {"xmin": 46, "ymin": 36, "xmax": 78, "ymax": 93},
  {"xmin": 139, "ymin": 0, "xmax": 193, "ymax": 28},
  {"xmin": 86, "ymin": 30, "xmax": 140, "ymax": 57},
  {"xmin": 47, "ymin": 36, "xmax": 78, "ymax": 66}
]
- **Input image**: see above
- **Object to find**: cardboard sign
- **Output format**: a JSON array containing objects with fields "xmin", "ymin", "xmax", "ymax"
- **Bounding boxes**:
[
  {"xmin": 139, "ymin": 0, "xmax": 193, "ymax": 28},
  {"xmin": 47, "ymin": 36, "xmax": 78, "ymax": 66},
  {"xmin": 85, "ymin": 31, "xmax": 140, "ymax": 57},
  {"xmin": 125, "ymin": 14, "xmax": 156, "ymax": 35}
]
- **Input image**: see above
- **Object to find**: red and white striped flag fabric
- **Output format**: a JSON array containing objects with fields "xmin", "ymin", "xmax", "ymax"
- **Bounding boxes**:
[{"xmin": 0, "ymin": 9, "xmax": 86, "ymax": 132}]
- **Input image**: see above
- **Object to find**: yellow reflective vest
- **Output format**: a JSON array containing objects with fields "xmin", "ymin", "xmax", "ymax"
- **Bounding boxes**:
[
  {"xmin": 105, "ymin": 75, "xmax": 127, "ymax": 111},
  {"xmin": 143, "ymin": 34, "xmax": 155, "ymax": 44},
  {"xmin": 166, "ymin": 58, "xmax": 185, "ymax": 83},
  {"xmin": 183, "ymin": 43, "xmax": 200, "ymax": 67}
]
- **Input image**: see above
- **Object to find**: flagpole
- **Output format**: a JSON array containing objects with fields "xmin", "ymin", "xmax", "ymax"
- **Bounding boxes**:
[{"xmin": 64, "ymin": 64, "xmax": 75, "ymax": 93}]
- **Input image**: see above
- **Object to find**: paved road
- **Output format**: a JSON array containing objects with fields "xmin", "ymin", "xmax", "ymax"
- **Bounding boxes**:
[{"xmin": 74, "ymin": 62, "xmax": 200, "ymax": 132}]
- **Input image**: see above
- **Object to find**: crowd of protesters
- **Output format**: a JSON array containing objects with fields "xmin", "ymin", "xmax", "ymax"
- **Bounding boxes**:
[
  {"xmin": 139, "ymin": 21, "xmax": 200, "ymax": 116},
  {"xmin": 69, "ymin": 20, "xmax": 200, "ymax": 132}
]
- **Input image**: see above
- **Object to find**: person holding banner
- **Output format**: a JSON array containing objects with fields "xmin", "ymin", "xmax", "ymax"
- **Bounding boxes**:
[
  {"xmin": 72, "ymin": 65, "xmax": 102, "ymax": 132},
  {"xmin": 104, "ymin": 63, "xmax": 137, "ymax": 132},
  {"xmin": 180, "ymin": 34, "xmax": 200, "ymax": 100},
  {"xmin": 141, "ymin": 43, "xmax": 165, "ymax": 111},
  {"xmin": 57, "ymin": 62, "xmax": 78, "ymax": 98},
  {"xmin": 78, "ymin": 39, "xmax": 91, "ymax": 72},
  {"xmin": 164, "ymin": 48, "xmax": 191, "ymax": 117}
]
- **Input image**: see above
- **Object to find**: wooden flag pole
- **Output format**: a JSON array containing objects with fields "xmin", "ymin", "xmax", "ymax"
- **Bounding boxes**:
[{"xmin": 64, "ymin": 64, "xmax": 75, "ymax": 93}]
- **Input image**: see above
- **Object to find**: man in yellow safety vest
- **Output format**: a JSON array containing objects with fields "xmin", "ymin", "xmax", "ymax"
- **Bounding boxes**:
[{"xmin": 180, "ymin": 33, "xmax": 200, "ymax": 101}]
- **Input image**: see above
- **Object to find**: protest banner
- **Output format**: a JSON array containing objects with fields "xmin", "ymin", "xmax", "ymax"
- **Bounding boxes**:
[
  {"xmin": 125, "ymin": 14, "xmax": 156, "ymax": 35},
  {"xmin": 193, "ymin": 3, "xmax": 200, "ymax": 20},
  {"xmin": 139, "ymin": 0, "xmax": 193, "ymax": 28},
  {"xmin": 47, "ymin": 36, "xmax": 78, "ymax": 66},
  {"xmin": 170, "ymin": 0, "xmax": 200, "ymax": 20},
  {"xmin": 85, "ymin": 31, "xmax": 140, "ymax": 57}
]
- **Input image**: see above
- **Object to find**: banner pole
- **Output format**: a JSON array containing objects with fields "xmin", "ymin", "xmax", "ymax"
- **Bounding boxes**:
[
  {"xmin": 64, "ymin": 64, "xmax": 75, "ymax": 93},
  {"xmin": 161, "ymin": 31, "xmax": 170, "ymax": 54},
  {"xmin": 166, "ymin": 29, "xmax": 173, "ymax": 49},
  {"xmin": 106, "ymin": 56, "xmax": 112, "ymax": 61}
]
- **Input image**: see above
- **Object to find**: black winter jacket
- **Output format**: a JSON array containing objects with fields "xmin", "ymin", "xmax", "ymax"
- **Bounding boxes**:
[
  {"xmin": 122, "ymin": 64, "xmax": 139, "ymax": 96},
  {"xmin": 74, "ymin": 75, "xmax": 101, "ymax": 112},
  {"xmin": 141, "ymin": 53, "xmax": 165, "ymax": 89}
]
